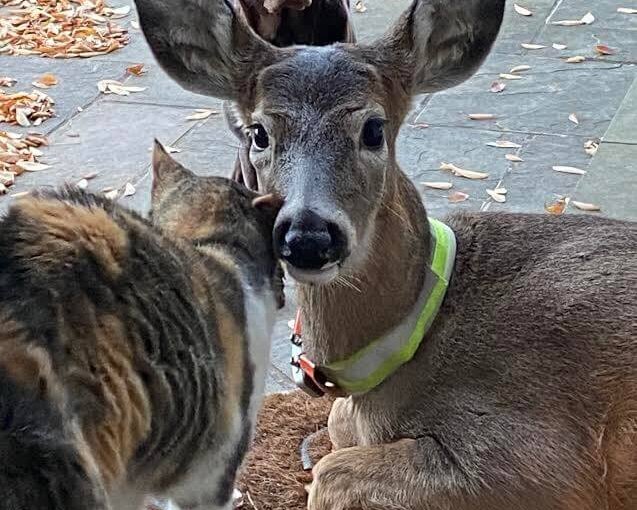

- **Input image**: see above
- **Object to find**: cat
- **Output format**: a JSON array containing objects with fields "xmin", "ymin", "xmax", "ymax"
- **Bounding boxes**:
[{"xmin": 0, "ymin": 141, "xmax": 283, "ymax": 510}]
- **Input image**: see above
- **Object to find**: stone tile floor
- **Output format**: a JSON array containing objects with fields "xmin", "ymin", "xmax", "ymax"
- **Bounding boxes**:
[{"xmin": 1, "ymin": 0, "xmax": 636, "ymax": 392}]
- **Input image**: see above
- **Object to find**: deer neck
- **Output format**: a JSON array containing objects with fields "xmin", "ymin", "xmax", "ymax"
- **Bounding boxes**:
[{"xmin": 298, "ymin": 169, "xmax": 432, "ymax": 366}]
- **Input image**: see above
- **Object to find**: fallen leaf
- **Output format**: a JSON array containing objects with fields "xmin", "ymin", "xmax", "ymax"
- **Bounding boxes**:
[
  {"xmin": 553, "ymin": 165, "xmax": 587, "ymax": 175},
  {"xmin": 103, "ymin": 187, "xmax": 119, "ymax": 200},
  {"xmin": 131, "ymin": 20, "xmax": 141, "ymax": 29},
  {"xmin": 76, "ymin": 178, "xmax": 88, "ymax": 189},
  {"xmin": 565, "ymin": 55, "xmax": 586, "ymax": 63},
  {"xmin": 0, "ymin": 77, "xmax": 17, "ymax": 87},
  {"xmin": 32, "ymin": 73, "xmax": 58, "ymax": 89},
  {"xmin": 10, "ymin": 191, "xmax": 30, "ymax": 198},
  {"xmin": 584, "ymin": 139, "xmax": 599, "ymax": 157},
  {"xmin": 15, "ymin": 108, "xmax": 31, "ymax": 127},
  {"xmin": 510, "ymin": 65, "xmax": 531, "ymax": 73},
  {"xmin": 354, "ymin": 0, "xmax": 366, "ymax": 13},
  {"xmin": 552, "ymin": 43, "xmax": 568, "ymax": 50},
  {"xmin": 568, "ymin": 113, "xmax": 579, "ymax": 125},
  {"xmin": 486, "ymin": 189, "xmax": 506, "ymax": 203},
  {"xmin": 506, "ymin": 154, "xmax": 524, "ymax": 162},
  {"xmin": 165, "ymin": 146, "xmax": 181, "ymax": 154},
  {"xmin": 0, "ymin": 182, "xmax": 6, "ymax": 195},
  {"xmin": 494, "ymin": 187, "xmax": 508, "ymax": 194},
  {"xmin": 617, "ymin": 7, "xmax": 637, "ymax": 14},
  {"xmin": 490, "ymin": 81, "xmax": 506, "ymax": 93},
  {"xmin": 422, "ymin": 181, "xmax": 453, "ymax": 190},
  {"xmin": 411, "ymin": 123, "xmax": 429, "ymax": 129},
  {"xmin": 521, "ymin": 43, "xmax": 547, "ymax": 50},
  {"xmin": 514, "ymin": 4, "xmax": 532, "ymax": 16},
  {"xmin": 123, "ymin": 182, "xmax": 136, "ymax": 197},
  {"xmin": 186, "ymin": 109, "xmax": 218, "ymax": 121},
  {"xmin": 545, "ymin": 197, "xmax": 568, "ymax": 215},
  {"xmin": 0, "ymin": 170, "xmax": 15, "ymax": 186},
  {"xmin": 552, "ymin": 12, "xmax": 594, "ymax": 26},
  {"xmin": 572, "ymin": 200, "xmax": 601, "ymax": 212},
  {"xmin": 468, "ymin": 113, "xmax": 497, "ymax": 120},
  {"xmin": 440, "ymin": 162, "xmax": 489, "ymax": 180},
  {"xmin": 595, "ymin": 44, "xmax": 617, "ymax": 56},
  {"xmin": 499, "ymin": 73, "xmax": 524, "ymax": 80},
  {"xmin": 97, "ymin": 79, "xmax": 146, "ymax": 95},
  {"xmin": 16, "ymin": 161, "xmax": 50, "ymax": 172},
  {"xmin": 448, "ymin": 191, "xmax": 469, "ymax": 203},
  {"xmin": 106, "ymin": 5, "xmax": 132, "ymax": 17},
  {"xmin": 126, "ymin": 64, "xmax": 146, "ymax": 76},
  {"xmin": 487, "ymin": 140, "xmax": 522, "ymax": 149}
]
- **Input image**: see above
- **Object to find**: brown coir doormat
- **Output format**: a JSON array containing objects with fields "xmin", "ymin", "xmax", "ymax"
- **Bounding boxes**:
[{"xmin": 236, "ymin": 391, "xmax": 334, "ymax": 510}]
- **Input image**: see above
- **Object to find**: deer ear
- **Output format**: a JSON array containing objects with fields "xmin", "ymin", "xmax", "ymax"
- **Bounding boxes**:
[
  {"xmin": 369, "ymin": 0, "xmax": 505, "ymax": 94},
  {"xmin": 133, "ymin": 0, "xmax": 280, "ymax": 100},
  {"xmin": 151, "ymin": 140, "xmax": 193, "ymax": 203}
]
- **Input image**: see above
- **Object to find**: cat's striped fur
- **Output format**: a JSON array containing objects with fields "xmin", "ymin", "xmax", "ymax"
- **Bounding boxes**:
[{"xmin": 0, "ymin": 143, "xmax": 283, "ymax": 510}]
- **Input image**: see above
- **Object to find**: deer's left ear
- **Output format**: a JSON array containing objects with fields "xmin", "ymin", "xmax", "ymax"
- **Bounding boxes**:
[{"xmin": 367, "ymin": 0, "xmax": 505, "ymax": 94}]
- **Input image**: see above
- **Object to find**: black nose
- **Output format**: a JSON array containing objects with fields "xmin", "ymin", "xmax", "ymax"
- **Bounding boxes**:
[{"xmin": 275, "ymin": 209, "xmax": 348, "ymax": 271}]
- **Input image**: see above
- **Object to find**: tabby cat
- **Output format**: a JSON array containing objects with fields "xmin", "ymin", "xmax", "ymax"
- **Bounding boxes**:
[{"xmin": 0, "ymin": 142, "xmax": 283, "ymax": 510}]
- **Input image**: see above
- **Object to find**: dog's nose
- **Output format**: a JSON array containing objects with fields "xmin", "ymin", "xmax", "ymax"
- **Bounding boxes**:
[{"xmin": 275, "ymin": 209, "xmax": 347, "ymax": 271}]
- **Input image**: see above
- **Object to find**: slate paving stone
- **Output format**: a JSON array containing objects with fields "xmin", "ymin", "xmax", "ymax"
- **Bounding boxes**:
[
  {"xmin": 2, "ymin": 100, "xmax": 197, "ymax": 207},
  {"xmin": 0, "ymin": 56, "xmax": 126, "ymax": 134},
  {"xmin": 603, "ymin": 76, "xmax": 637, "ymax": 144},
  {"xmin": 574, "ymin": 142, "xmax": 637, "ymax": 221},
  {"xmin": 413, "ymin": 58, "xmax": 635, "ymax": 138}
]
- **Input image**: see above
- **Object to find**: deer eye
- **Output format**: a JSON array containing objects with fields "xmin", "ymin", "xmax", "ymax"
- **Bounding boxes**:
[
  {"xmin": 251, "ymin": 123, "xmax": 270, "ymax": 150},
  {"xmin": 361, "ymin": 118, "xmax": 385, "ymax": 150}
]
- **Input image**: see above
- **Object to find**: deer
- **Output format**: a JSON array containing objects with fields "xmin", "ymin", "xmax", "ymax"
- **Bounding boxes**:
[{"xmin": 133, "ymin": 0, "xmax": 637, "ymax": 508}]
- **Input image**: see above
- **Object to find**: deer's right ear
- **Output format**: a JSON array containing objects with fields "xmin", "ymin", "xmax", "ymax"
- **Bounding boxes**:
[
  {"xmin": 368, "ymin": 0, "xmax": 505, "ymax": 95},
  {"xmin": 133, "ymin": 0, "xmax": 280, "ymax": 100}
]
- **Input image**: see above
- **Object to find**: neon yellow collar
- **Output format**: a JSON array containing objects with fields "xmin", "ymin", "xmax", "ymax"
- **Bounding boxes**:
[{"xmin": 291, "ymin": 218, "xmax": 456, "ymax": 396}]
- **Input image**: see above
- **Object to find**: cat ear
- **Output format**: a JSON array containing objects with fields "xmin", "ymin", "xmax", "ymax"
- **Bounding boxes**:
[{"xmin": 151, "ymin": 140, "xmax": 193, "ymax": 203}]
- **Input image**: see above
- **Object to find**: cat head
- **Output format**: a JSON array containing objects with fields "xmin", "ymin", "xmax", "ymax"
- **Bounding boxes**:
[{"xmin": 149, "ymin": 141, "xmax": 284, "ymax": 305}]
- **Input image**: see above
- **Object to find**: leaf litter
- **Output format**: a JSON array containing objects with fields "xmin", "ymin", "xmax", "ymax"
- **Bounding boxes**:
[
  {"xmin": 584, "ymin": 140, "xmax": 599, "ymax": 157},
  {"xmin": 490, "ymin": 81, "xmax": 506, "ymax": 93},
  {"xmin": 0, "ymin": 130, "xmax": 49, "ymax": 194},
  {"xmin": 0, "ymin": 0, "xmax": 129, "ymax": 58},
  {"xmin": 97, "ymin": 79, "xmax": 146, "ymax": 95},
  {"xmin": 186, "ymin": 109, "xmax": 219, "ymax": 121},
  {"xmin": 568, "ymin": 113, "xmax": 579, "ymax": 125},
  {"xmin": 514, "ymin": 4, "xmax": 533, "ymax": 16},
  {"xmin": 553, "ymin": 165, "xmax": 587, "ymax": 175},
  {"xmin": 551, "ymin": 12, "xmax": 595, "ymax": 26},
  {"xmin": 32, "ymin": 73, "xmax": 59, "ymax": 88},
  {"xmin": 0, "ymin": 88, "xmax": 55, "ymax": 126},
  {"xmin": 571, "ymin": 200, "xmax": 601, "ymax": 212},
  {"xmin": 422, "ymin": 181, "xmax": 453, "ymax": 190},
  {"xmin": 448, "ymin": 191, "xmax": 469, "ymax": 203}
]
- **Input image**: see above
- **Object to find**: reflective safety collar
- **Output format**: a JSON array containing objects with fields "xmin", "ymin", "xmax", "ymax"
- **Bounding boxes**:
[{"xmin": 290, "ymin": 217, "xmax": 457, "ymax": 397}]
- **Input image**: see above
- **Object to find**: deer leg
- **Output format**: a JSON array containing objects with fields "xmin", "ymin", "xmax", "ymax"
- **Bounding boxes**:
[
  {"xmin": 307, "ymin": 437, "xmax": 598, "ymax": 510},
  {"xmin": 327, "ymin": 397, "xmax": 358, "ymax": 450}
]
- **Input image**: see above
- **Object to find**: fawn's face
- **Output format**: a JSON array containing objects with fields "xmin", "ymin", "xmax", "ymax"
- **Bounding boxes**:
[
  {"xmin": 135, "ymin": 0, "xmax": 505, "ymax": 284},
  {"xmin": 247, "ymin": 48, "xmax": 394, "ymax": 283}
]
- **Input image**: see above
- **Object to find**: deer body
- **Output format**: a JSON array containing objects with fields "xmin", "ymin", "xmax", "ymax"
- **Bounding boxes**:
[{"xmin": 134, "ymin": 0, "xmax": 637, "ymax": 507}]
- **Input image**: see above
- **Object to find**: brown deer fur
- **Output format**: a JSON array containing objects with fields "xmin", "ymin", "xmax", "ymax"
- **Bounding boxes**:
[{"xmin": 134, "ymin": 0, "xmax": 637, "ymax": 508}]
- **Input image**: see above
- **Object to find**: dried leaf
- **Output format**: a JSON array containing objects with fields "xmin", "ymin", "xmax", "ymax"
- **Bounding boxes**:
[
  {"xmin": 411, "ymin": 123, "xmax": 429, "ymax": 129},
  {"xmin": 32, "ymin": 73, "xmax": 58, "ymax": 89},
  {"xmin": 584, "ymin": 139, "xmax": 599, "ymax": 157},
  {"xmin": 552, "ymin": 12, "xmax": 594, "ymax": 26},
  {"xmin": 123, "ymin": 182, "xmax": 136, "ymax": 197},
  {"xmin": 553, "ymin": 165, "xmax": 587, "ymax": 175},
  {"xmin": 505, "ymin": 154, "xmax": 524, "ymax": 162},
  {"xmin": 487, "ymin": 140, "xmax": 522, "ymax": 149},
  {"xmin": 521, "ymin": 43, "xmax": 547, "ymax": 50},
  {"xmin": 16, "ymin": 160, "xmax": 50, "ymax": 172},
  {"xmin": 468, "ymin": 113, "xmax": 497, "ymax": 120},
  {"xmin": 422, "ymin": 181, "xmax": 453, "ymax": 190},
  {"xmin": 165, "ymin": 146, "xmax": 181, "ymax": 154},
  {"xmin": 494, "ymin": 187, "xmax": 508, "ymax": 195},
  {"xmin": 499, "ymin": 73, "xmax": 523, "ymax": 80},
  {"xmin": 15, "ymin": 108, "xmax": 31, "ymax": 127},
  {"xmin": 103, "ymin": 187, "xmax": 119, "ymax": 200},
  {"xmin": 490, "ymin": 81, "xmax": 506, "ymax": 93},
  {"xmin": 354, "ymin": 0, "xmax": 366, "ymax": 13},
  {"xmin": 565, "ymin": 55, "xmax": 586, "ymax": 63},
  {"xmin": 107, "ymin": 5, "xmax": 131, "ymax": 17},
  {"xmin": 10, "ymin": 191, "xmax": 30, "ymax": 198},
  {"xmin": 545, "ymin": 197, "xmax": 568, "ymax": 215},
  {"xmin": 0, "ymin": 77, "xmax": 17, "ymax": 87},
  {"xmin": 448, "ymin": 191, "xmax": 469, "ymax": 203},
  {"xmin": 0, "ymin": 182, "xmax": 6, "ymax": 195},
  {"xmin": 76, "ymin": 178, "xmax": 88, "ymax": 189},
  {"xmin": 514, "ymin": 4, "xmax": 533, "ymax": 16},
  {"xmin": 186, "ymin": 109, "xmax": 219, "ymax": 121},
  {"xmin": 572, "ymin": 200, "xmax": 601, "ymax": 212},
  {"xmin": 126, "ymin": 64, "xmax": 145, "ymax": 76},
  {"xmin": 595, "ymin": 44, "xmax": 617, "ymax": 56},
  {"xmin": 552, "ymin": 43, "xmax": 568, "ymax": 50},
  {"xmin": 617, "ymin": 7, "xmax": 637, "ymax": 14},
  {"xmin": 510, "ymin": 65, "xmax": 531, "ymax": 73},
  {"xmin": 131, "ymin": 20, "xmax": 141, "ymax": 29},
  {"xmin": 486, "ymin": 189, "xmax": 506, "ymax": 203},
  {"xmin": 97, "ymin": 80, "xmax": 146, "ymax": 95},
  {"xmin": 568, "ymin": 112, "xmax": 579, "ymax": 125},
  {"xmin": 0, "ymin": 170, "xmax": 16, "ymax": 186},
  {"xmin": 440, "ymin": 162, "xmax": 489, "ymax": 180}
]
